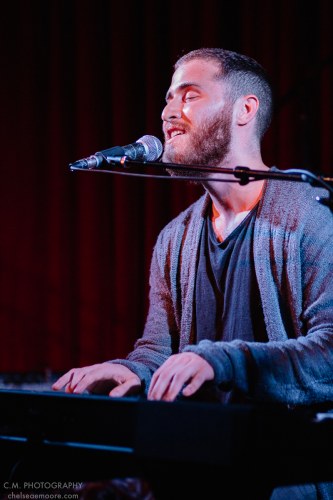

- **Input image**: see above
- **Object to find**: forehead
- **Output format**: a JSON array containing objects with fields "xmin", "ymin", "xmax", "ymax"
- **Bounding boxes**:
[{"xmin": 169, "ymin": 58, "xmax": 222, "ymax": 90}]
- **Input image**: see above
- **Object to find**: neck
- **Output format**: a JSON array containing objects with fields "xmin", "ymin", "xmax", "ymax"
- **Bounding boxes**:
[
  {"xmin": 203, "ymin": 162, "xmax": 269, "ymax": 242},
  {"xmin": 203, "ymin": 148, "xmax": 268, "ymax": 203}
]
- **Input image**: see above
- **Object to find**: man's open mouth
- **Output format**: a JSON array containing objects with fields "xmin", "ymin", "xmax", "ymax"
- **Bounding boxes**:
[{"xmin": 166, "ymin": 127, "xmax": 186, "ymax": 142}]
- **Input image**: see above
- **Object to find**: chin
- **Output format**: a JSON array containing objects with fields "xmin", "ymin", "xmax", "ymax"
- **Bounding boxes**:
[
  {"xmin": 162, "ymin": 147, "xmax": 188, "ymax": 165},
  {"xmin": 162, "ymin": 148, "xmax": 175, "ymax": 164}
]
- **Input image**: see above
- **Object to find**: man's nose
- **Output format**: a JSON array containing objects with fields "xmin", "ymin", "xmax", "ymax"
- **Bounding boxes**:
[{"xmin": 161, "ymin": 99, "xmax": 182, "ymax": 121}]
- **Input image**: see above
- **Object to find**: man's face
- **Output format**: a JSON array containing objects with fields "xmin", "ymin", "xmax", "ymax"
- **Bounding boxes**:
[{"xmin": 161, "ymin": 58, "xmax": 233, "ymax": 169}]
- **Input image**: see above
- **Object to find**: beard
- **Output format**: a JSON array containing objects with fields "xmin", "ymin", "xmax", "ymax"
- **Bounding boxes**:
[{"xmin": 162, "ymin": 106, "xmax": 232, "ymax": 179}]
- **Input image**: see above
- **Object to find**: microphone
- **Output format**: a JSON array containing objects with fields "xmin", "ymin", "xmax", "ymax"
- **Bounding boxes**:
[{"xmin": 69, "ymin": 135, "xmax": 163, "ymax": 169}]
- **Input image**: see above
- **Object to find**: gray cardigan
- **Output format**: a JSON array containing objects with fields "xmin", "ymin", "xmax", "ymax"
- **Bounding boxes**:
[{"xmin": 115, "ymin": 174, "xmax": 333, "ymax": 405}]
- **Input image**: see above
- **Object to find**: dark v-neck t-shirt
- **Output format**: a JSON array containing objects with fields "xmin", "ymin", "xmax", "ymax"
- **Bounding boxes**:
[
  {"xmin": 195, "ymin": 203, "xmax": 267, "ymax": 343},
  {"xmin": 194, "ymin": 204, "xmax": 267, "ymax": 402}
]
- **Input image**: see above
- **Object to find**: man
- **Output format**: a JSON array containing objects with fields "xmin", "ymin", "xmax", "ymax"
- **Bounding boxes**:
[
  {"xmin": 53, "ymin": 47, "xmax": 333, "ymax": 498},
  {"xmin": 53, "ymin": 48, "xmax": 333, "ymax": 406}
]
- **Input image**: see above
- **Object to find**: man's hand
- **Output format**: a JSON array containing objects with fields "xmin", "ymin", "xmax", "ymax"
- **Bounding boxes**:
[
  {"xmin": 148, "ymin": 352, "xmax": 214, "ymax": 402},
  {"xmin": 52, "ymin": 362, "xmax": 141, "ymax": 397}
]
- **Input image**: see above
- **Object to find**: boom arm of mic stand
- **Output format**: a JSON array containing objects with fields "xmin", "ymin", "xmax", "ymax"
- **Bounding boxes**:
[
  {"xmin": 282, "ymin": 168, "xmax": 333, "ymax": 213},
  {"xmin": 69, "ymin": 157, "xmax": 333, "ymax": 213}
]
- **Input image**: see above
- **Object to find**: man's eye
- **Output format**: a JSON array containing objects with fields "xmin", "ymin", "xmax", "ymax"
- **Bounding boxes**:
[{"xmin": 184, "ymin": 92, "xmax": 199, "ymax": 101}]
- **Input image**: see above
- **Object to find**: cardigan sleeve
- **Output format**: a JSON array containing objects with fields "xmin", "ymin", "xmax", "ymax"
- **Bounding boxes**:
[{"xmin": 110, "ymin": 229, "xmax": 179, "ymax": 392}]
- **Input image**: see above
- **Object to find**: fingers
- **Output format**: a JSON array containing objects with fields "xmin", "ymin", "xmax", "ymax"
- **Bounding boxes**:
[
  {"xmin": 68, "ymin": 366, "xmax": 103, "ymax": 394},
  {"xmin": 52, "ymin": 354, "xmax": 214, "ymax": 401},
  {"xmin": 147, "ymin": 357, "xmax": 186, "ymax": 401},
  {"xmin": 52, "ymin": 368, "xmax": 77, "ymax": 392},
  {"xmin": 181, "ymin": 376, "xmax": 206, "ymax": 397},
  {"xmin": 109, "ymin": 378, "xmax": 141, "ymax": 398},
  {"xmin": 52, "ymin": 364, "xmax": 102, "ymax": 393},
  {"xmin": 52, "ymin": 362, "xmax": 142, "ymax": 397},
  {"xmin": 148, "ymin": 353, "xmax": 214, "ymax": 402}
]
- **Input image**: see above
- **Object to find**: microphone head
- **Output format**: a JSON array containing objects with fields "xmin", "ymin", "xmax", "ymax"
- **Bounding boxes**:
[{"xmin": 136, "ymin": 135, "xmax": 163, "ymax": 161}]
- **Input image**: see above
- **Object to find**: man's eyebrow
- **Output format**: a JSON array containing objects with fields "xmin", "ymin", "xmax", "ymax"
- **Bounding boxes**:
[{"xmin": 165, "ymin": 82, "xmax": 202, "ymax": 101}]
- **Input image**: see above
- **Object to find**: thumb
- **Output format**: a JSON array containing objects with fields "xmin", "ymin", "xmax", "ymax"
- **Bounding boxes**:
[{"xmin": 109, "ymin": 378, "xmax": 141, "ymax": 398}]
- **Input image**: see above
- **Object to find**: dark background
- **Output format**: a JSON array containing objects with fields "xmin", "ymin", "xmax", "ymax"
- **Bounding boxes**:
[{"xmin": 0, "ymin": 0, "xmax": 332, "ymax": 374}]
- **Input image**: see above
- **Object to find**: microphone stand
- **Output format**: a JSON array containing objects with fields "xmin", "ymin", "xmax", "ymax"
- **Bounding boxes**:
[{"xmin": 69, "ymin": 157, "xmax": 333, "ymax": 213}]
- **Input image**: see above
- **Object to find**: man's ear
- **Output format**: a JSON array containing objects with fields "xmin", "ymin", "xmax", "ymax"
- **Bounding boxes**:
[{"xmin": 235, "ymin": 95, "xmax": 259, "ymax": 125}]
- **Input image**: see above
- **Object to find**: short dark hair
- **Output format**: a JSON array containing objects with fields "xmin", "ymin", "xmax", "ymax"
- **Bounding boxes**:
[{"xmin": 175, "ymin": 48, "xmax": 273, "ymax": 140}]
